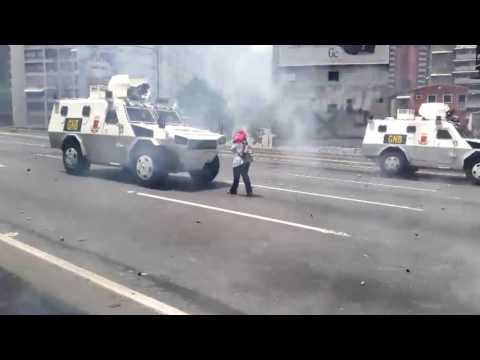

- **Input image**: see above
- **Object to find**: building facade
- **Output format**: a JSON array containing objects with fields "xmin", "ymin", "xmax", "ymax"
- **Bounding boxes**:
[
  {"xmin": 272, "ymin": 45, "xmax": 430, "ymax": 139},
  {"xmin": 428, "ymin": 45, "xmax": 480, "ymax": 131},
  {"xmin": 9, "ymin": 45, "xmax": 208, "ymax": 128}
]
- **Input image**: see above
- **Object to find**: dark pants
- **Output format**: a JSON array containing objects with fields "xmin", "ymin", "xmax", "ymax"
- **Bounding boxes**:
[{"xmin": 230, "ymin": 163, "xmax": 252, "ymax": 195}]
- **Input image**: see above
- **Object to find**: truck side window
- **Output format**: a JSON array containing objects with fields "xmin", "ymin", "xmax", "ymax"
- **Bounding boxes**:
[
  {"xmin": 82, "ymin": 106, "xmax": 91, "ymax": 117},
  {"xmin": 407, "ymin": 126, "xmax": 416, "ymax": 133},
  {"xmin": 60, "ymin": 106, "xmax": 68, "ymax": 117},
  {"xmin": 378, "ymin": 125, "xmax": 387, "ymax": 133},
  {"xmin": 437, "ymin": 129, "xmax": 452, "ymax": 140},
  {"xmin": 105, "ymin": 110, "xmax": 118, "ymax": 124}
]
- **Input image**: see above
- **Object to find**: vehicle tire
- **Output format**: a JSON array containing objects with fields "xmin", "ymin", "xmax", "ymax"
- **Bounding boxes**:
[
  {"xmin": 340, "ymin": 45, "xmax": 363, "ymax": 55},
  {"xmin": 379, "ymin": 150, "xmax": 408, "ymax": 177},
  {"xmin": 133, "ymin": 150, "xmax": 168, "ymax": 187},
  {"xmin": 465, "ymin": 159, "xmax": 480, "ymax": 185},
  {"xmin": 189, "ymin": 155, "xmax": 220, "ymax": 185},
  {"xmin": 62, "ymin": 141, "xmax": 90, "ymax": 175}
]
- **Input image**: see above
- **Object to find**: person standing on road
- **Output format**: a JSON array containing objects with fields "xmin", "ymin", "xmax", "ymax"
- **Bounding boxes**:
[{"xmin": 229, "ymin": 129, "xmax": 253, "ymax": 196}]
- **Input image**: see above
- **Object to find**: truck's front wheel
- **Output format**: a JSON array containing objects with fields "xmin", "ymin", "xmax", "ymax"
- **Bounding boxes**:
[
  {"xmin": 190, "ymin": 155, "xmax": 220, "ymax": 185},
  {"xmin": 133, "ymin": 152, "xmax": 168, "ymax": 187},
  {"xmin": 465, "ymin": 160, "xmax": 480, "ymax": 185}
]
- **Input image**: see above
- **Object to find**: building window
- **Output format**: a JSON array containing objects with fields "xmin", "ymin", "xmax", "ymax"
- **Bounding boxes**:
[
  {"xmin": 24, "ymin": 49, "xmax": 43, "ymax": 59},
  {"xmin": 327, "ymin": 104, "xmax": 338, "ymax": 113},
  {"xmin": 27, "ymin": 102, "xmax": 45, "ymax": 112},
  {"xmin": 60, "ymin": 62, "xmax": 73, "ymax": 72},
  {"xmin": 282, "ymin": 73, "xmax": 296, "ymax": 82},
  {"xmin": 46, "ymin": 63, "xmax": 57, "ymax": 73},
  {"xmin": 25, "ymin": 63, "xmax": 44, "ymax": 73},
  {"xmin": 443, "ymin": 95, "xmax": 453, "ymax": 104},
  {"xmin": 428, "ymin": 95, "xmax": 437, "ymax": 103},
  {"xmin": 459, "ymin": 95, "xmax": 466, "ymax": 103},
  {"xmin": 328, "ymin": 71, "xmax": 339, "ymax": 82},
  {"xmin": 60, "ymin": 106, "xmax": 68, "ymax": 117},
  {"xmin": 415, "ymin": 94, "xmax": 423, "ymax": 100},
  {"xmin": 45, "ymin": 49, "xmax": 58, "ymax": 59}
]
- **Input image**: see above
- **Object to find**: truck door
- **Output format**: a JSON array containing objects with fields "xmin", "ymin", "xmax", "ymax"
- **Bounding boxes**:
[
  {"xmin": 99, "ymin": 106, "xmax": 124, "ymax": 164},
  {"xmin": 82, "ymin": 105, "xmax": 123, "ymax": 165},
  {"xmin": 434, "ymin": 128, "xmax": 457, "ymax": 168}
]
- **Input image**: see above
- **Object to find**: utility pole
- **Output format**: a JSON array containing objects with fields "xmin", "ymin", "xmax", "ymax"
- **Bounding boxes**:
[{"xmin": 155, "ymin": 45, "xmax": 160, "ymax": 101}]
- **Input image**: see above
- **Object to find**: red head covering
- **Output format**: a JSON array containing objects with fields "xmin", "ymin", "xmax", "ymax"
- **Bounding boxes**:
[{"xmin": 233, "ymin": 129, "xmax": 247, "ymax": 144}]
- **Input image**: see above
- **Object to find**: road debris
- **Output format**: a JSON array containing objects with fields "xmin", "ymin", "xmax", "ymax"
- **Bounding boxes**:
[
  {"xmin": 406, "ymin": 268, "xmax": 411, "ymax": 273},
  {"xmin": 414, "ymin": 233, "xmax": 419, "ymax": 237},
  {"xmin": 363, "ymin": 254, "xmax": 369, "ymax": 258},
  {"xmin": 26, "ymin": 168, "xmax": 31, "ymax": 172},
  {"xmin": 25, "ymin": 217, "xmax": 32, "ymax": 221},
  {"xmin": 59, "ymin": 236, "xmax": 65, "ymax": 242},
  {"xmin": 137, "ymin": 272, "xmax": 148, "ymax": 276},
  {"xmin": 196, "ymin": 220, "xmax": 201, "ymax": 224},
  {"xmin": 77, "ymin": 238, "xmax": 87, "ymax": 242},
  {"xmin": 360, "ymin": 281, "xmax": 366, "ymax": 286},
  {"xmin": 109, "ymin": 304, "xmax": 121, "ymax": 308}
]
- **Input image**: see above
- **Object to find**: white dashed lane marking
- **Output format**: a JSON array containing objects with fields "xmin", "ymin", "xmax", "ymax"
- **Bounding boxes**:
[
  {"xmin": 287, "ymin": 173, "xmax": 439, "ymax": 193},
  {"xmin": 34, "ymin": 153, "xmax": 62, "ymax": 160}
]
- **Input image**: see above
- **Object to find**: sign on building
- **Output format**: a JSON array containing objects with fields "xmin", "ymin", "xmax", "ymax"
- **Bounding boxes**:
[{"xmin": 278, "ymin": 45, "xmax": 390, "ymax": 67}]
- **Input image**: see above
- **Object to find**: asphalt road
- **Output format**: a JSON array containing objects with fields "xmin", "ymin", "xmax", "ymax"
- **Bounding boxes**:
[{"xmin": 1, "ymin": 130, "xmax": 480, "ymax": 314}]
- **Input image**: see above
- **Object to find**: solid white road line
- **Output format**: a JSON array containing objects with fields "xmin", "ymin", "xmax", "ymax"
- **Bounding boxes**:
[
  {"xmin": 35, "ymin": 153, "xmax": 62, "ymax": 160},
  {"xmin": 288, "ymin": 173, "xmax": 438, "ymax": 193},
  {"xmin": 247, "ymin": 183, "xmax": 424, "ymax": 212},
  {"xmin": 0, "ymin": 139, "xmax": 48, "ymax": 148},
  {"xmin": 0, "ymin": 232, "xmax": 188, "ymax": 315},
  {"xmin": 0, "ymin": 131, "xmax": 49, "ymax": 140},
  {"xmin": 132, "ymin": 191, "xmax": 351, "ymax": 237}
]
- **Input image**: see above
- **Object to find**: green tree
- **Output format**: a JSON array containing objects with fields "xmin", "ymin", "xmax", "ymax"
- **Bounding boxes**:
[{"xmin": 177, "ymin": 77, "xmax": 233, "ymax": 136}]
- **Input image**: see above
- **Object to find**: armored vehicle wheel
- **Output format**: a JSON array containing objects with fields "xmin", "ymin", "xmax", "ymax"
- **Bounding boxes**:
[
  {"xmin": 133, "ymin": 151, "xmax": 168, "ymax": 187},
  {"xmin": 465, "ymin": 160, "xmax": 480, "ymax": 185},
  {"xmin": 189, "ymin": 155, "xmax": 220, "ymax": 185},
  {"xmin": 62, "ymin": 140, "xmax": 90, "ymax": 175},
  {"xmin": 379, "ymin": 150, "xmax": 408, "ymax": 177}
]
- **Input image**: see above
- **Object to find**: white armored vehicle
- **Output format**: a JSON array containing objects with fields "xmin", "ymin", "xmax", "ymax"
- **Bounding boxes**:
[
  {"xmin": 48, "ymin": 75, "xmax": 226, "ymax": 186},
  {"xmin": 362, "ymin": 103, "xmax": 480, "ymax": 184}
]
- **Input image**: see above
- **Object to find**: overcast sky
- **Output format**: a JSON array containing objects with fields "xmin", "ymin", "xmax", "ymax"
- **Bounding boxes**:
[{"xmin": 250, "ymin": 45, "xmax": 272, "ymax": 53}]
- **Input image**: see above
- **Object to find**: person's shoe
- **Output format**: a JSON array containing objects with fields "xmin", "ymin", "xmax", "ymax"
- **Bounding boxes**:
[
  {"xmin": 228, "ymin": 191, "xmax": 237, "ymax": 195},
  {"xmin": 246, "ymin": 192, "xmax": 253, "ymax": 197}
]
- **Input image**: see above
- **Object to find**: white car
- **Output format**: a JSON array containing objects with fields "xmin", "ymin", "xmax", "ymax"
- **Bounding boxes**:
[
  {"xmin": 362, "ymin": 103, "xmax": 480, "ymax": 184},
  {"xmin": 48, "ymin": 75, "xmax": 225, "ymax": 187}
]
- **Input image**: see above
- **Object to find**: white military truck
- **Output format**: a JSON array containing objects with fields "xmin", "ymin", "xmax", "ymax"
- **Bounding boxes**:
[
  {"xmin": 48, "ymin": 75, "xmax": 226, "ymax": 186},
  {"xmin": 362, "ymin": 103, "xmax": 480, "ymax": 184}
]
